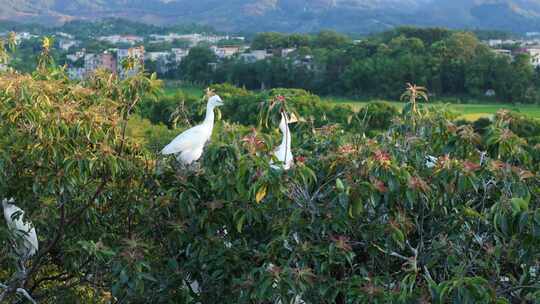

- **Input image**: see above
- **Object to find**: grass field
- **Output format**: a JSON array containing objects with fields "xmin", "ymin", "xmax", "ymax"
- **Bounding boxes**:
[
  {"xmin": 161, "ymin": 84, "xmax": 540, "ymax": 120},
  {"xmin": 330, "ymin": 98, "xmax": 540, "ymax": 120}
]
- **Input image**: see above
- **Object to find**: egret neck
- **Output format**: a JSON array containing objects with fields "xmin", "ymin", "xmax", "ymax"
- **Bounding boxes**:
[
  {"xmin": 279, "ymin": 114, "xmax": 292, "ymax": 165},
  {"xmin": 280, "ymin": 119, "xmax": 291, "ymax": 151},
  {"xmin": 203, "ymin": 102, "xmax": 217, "ymax": 130}
]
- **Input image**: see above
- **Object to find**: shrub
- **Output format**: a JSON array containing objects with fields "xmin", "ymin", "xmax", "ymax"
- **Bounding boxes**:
[
  {"xmin": 1, "ymin": 54, "xmax": 539, "ymax": 303},
  {"xmin": 357, "ymin": 101, "xmax": 399, "ymax": 130}
]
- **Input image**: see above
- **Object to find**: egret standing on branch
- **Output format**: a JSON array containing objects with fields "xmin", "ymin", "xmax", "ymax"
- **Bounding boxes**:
[
  {"xmin": 162, "ymin": 88, "xmax": 224, "ymax": 165},
  {"xmin": 2, "ymin": 198, "xmax": 38, "ymax": 262},
  {"xmin": 1, "ymin": 199, "xmax": 39, "ymax": 304},
  {"xmin": 271, "ymin": 112, "xmax": 297, "ymax": 170}
]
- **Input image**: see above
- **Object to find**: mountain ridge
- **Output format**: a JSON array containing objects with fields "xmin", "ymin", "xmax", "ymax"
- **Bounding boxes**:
[{"xmin": 1, "ymin": 0, "xmax": 540, "ymax": 33}]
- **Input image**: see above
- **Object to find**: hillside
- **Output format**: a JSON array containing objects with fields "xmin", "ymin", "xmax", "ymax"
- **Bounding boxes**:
[{"xmin": 1, "ymin": 0, "xmax": 540, "ymax": 34}]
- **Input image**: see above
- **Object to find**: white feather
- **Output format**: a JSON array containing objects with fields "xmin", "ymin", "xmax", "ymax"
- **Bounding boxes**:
[
  {"xmin": 2, "ymin": 198, "xmax": 38, "ymax": 259},
  {"xmin": 162, "ymin": 95, "xmax": 223, "ymax": 164},
  {"xmin": 271, "ymin": 112, "xmax": 294, "ymax": 170},
  {"xmin": 425, "ymin": 155, "xmax": 437, "ymax": 168}
]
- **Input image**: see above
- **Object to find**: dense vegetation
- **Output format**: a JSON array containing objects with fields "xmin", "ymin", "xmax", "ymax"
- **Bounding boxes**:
[
  {"xmin": 0, "ymin": 18, "xmax": 217, "ymax": 38},
  {"xmin": 1, "ymin": 37, "xmax": 540, "ymax": 304},
  {"xmin": 179, "ymin": 28, "xmax": 540, "ymax": 103}
]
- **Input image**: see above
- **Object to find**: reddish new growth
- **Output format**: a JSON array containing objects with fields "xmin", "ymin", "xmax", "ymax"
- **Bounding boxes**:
[
  {"xmin": 462, "ymin": 161, "xmax": 481, "ymax": 172},
  {"xmin": 330, "ymin": 235, "xmax": 353, "ymax": 252},
  {"xmin": 338, "ymin": 144, "xmax": 357, "ymax": 155},
  {"xmin": 295, "ymin": 155, "xmax": 306, "ymax": 164},
  {"xmin": 408, "ymin": 176, "xmax": 430, "ymax": 193},
  {"xmin": 270, "ymin": 95, "xmax": 286, "ymax": 109},
  {"xmin": 373, "ymin": 150, "xmax": 391, "ymax": 168},
  {"xmin": 371, "ymin": 178, "xmax": 388, "ymax": 193},
  {"xmin": 511, "ymin": 166, "xmax": 535, "ymax": 180},
  {"xmin": 438, "ymin": 154, "xmax": 453, "ymax": 170},
  {"xmin": 241, "ymin": 128, "xmax": 265, "ymax": 154}
]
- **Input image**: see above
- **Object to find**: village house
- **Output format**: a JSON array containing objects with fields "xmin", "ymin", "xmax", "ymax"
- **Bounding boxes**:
[
  {"xmin": 58, "ymin": 39, "xmax": 79, "ymax": 51},
  {"xmin": 67, "ymin": 50, "xmax": 86, "ymax": 62},
  {"xmin": 171, "ymin": 48, "xmax": 189, "ymax": 62},
  {"xmin": 240, "ymin": 50, "xmax": 273, "ymax": 63},
  {"xmin": 98, "ymin": 35, "xmax": 144, "ymax": 45},
  {"xmin": 211, "ymin": 46, "xmax": 241, "ymax": 59},
  {"xmin": 492, "ymin": 49, "xmax": 512, "ymax": 58},
  {"xmin": 84, "ymin": 51, "xmax": 117, "ymax": 75},
  {"xmin": 515, "ymin": 47, "xmax": 540, "ymax": 67}
]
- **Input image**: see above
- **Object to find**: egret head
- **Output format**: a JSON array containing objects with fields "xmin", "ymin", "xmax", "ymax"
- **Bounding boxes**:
[
  {"xmin": 2, "ymin": 198, "xmax": 15, "ymax": 210},
  {"xmin": 208, "ymin": 95, "xmax": 224, "ymax": 108},
  {"xmin": 278, "ymin": 112, "xmax": 298, "ymax": 130}
]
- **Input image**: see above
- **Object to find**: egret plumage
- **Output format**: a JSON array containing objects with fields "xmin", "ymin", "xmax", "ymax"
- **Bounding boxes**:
[
  {"xmin": 162, "ymin": 94, "xmax": 224, "ymax": 164},
  {"xmin": 271, "ymin": 112, "xmax": 297, "ymax": 170},
  {"xmin": 2, "ymin": 198, "xmax": 38, "ymax": 260},
  {"xmin": 425, "ymin": 155, "xmax": 438, "ymax": 168}
]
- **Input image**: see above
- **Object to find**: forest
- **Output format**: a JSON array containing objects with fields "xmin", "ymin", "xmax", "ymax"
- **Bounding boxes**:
[
  {"xmin": 0, "ymin": 35, "xmax": 539, "ymax": 304},
  {"xmin": 178, "ymin": 28, "xmax": 540, "ymax": 103}
]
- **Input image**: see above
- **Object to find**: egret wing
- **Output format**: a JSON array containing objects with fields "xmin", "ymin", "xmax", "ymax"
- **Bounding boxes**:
[{"xmin": 161, "ymin": 125, "xmax": 208, "ymax": 155}]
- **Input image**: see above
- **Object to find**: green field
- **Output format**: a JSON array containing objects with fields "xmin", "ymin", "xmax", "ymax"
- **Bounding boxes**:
[
  {"xmin": 330, "ymin": 98, "xmax": 540, "ymax": 120},
  {"xmin": 326, "ymin": 99, "xmax": 540, "ymax": 120},
  {"xmin": 161, "ymin": 84, "xmax": 540, "ymax": 120}
]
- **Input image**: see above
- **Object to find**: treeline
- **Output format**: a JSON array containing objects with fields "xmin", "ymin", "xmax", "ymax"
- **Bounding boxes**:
[
  {"xmin": 178, "ymin": 27, "xmax": 540, "ymax": 103},
  {"xmin": 0, "ymin": 18, "xmax": 217, "ymax": 38}
]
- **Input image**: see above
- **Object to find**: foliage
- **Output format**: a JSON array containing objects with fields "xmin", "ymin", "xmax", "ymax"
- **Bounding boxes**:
[
  {"xmin": 212, "ymin": 28, "xmax": 540, "ymax": 104},
  {"xmin": 178, "ymin": 46, "xmax": 217, "ymax": 84},
  {"xmin": 0, "ymin": 45, "xmax": 540, "ymax": 304},
  {"xmin": 357, "ymin": 101, "xmax": 399, "ymax": 131}
]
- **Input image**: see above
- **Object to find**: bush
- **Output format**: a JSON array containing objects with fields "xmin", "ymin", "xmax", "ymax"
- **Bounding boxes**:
[
  {"xmin": 1, "ymin": 62, "xmax": 539, "ymax": 303},
  {"xmin": 357, "ymin": 101, "xmax": 399, "ymax": 130}
]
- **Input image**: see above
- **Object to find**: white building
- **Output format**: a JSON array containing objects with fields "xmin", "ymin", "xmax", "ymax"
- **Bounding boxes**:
[
  {"xmin": 492, "ymin": 49, "xmax": 512, "ymax": 58},
  {"xmin": 67, "ymin": 50, "xmax": 86, "ymax": 62},
  {"xmin": 56, "ymin": 32, "xmax": 74, "ymax": 39},
  {"xmin": 149, "ymin": 33, "xmax": 231, "ymax": 46},
  {"xmin": 211, "ymin": 46, "xmax": 241, "ymax": 59},
  {"xmin": 280, "ymin": 48, "xmax": 296, "ymax": 57},
  {"xmin": 59, "ymin": 39, "xmax": 79, "ymax": 51},
  {"xmin": 98, "ymin": 35, "xmax": 144, "ymax": 45},
  {"xmin": 517, "ymin": 47, "xmax": 540, "ymax": 67},
  {"xmin": 84, "ymin": 54, "xmax": 101, "ymax": 74},
  {"xmin": 171, "ymin": 48, "xmax": 189, "ymax": 62},
  {"xmin": 487, "ymin": 40, "xmax": 503, "ymax": 47},
  {"xmin": 13, "ymin": 32, "xmax": 37, "ymax": 43},
  {"xmin": 145, "ymin": 51, "xmax": 170, "ymax": 61},
  {"xmin": 529, "ymin": 48, "xmax": 540, "ymax": 67},
  {"xmin": 240, "ymin": 50, "xmax": 273, "ymax": 63}
]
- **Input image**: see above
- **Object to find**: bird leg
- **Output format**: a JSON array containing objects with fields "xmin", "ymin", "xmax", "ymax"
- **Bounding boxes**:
[
  {"xmin": 15, "ymin": 258, "xmax": 27, "ymax": 280},
  {"xmin": 0, "ymin": 272, "xmax": 36, "ymax": 304},
  {"xmin": 16, "ymin": 288, "xmax": 37, "ymax": 304}
]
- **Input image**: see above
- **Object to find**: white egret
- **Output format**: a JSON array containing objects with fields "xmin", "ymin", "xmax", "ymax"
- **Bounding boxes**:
[
  {"xmin": 2, "ymin": 198, "xmax": 38, "ymax": 260},
  {"xmin": 425, "ymin": 155, "xmax": 438, "ymax": 168},
  {"xmin": 162, "ymin": 93, "xmax": 224, "ymax": 164},
  {"xmin": 271, "ymin": 112, "xmax": 297, "ymax": 170}
]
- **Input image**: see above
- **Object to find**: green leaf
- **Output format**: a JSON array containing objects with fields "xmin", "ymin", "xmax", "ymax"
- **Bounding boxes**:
[
  {"xmin": 236, "ymin": 214, "xmax": 246, "ymax": 233},
  {"xmin": 336, "ymin": 178, "xmax": 345, "ymax": 192}
]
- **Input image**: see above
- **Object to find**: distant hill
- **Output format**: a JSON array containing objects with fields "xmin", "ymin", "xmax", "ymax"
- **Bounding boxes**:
[{"xmin": 1, "ymin": 0, "xmax": 540, "ymax": 34}]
